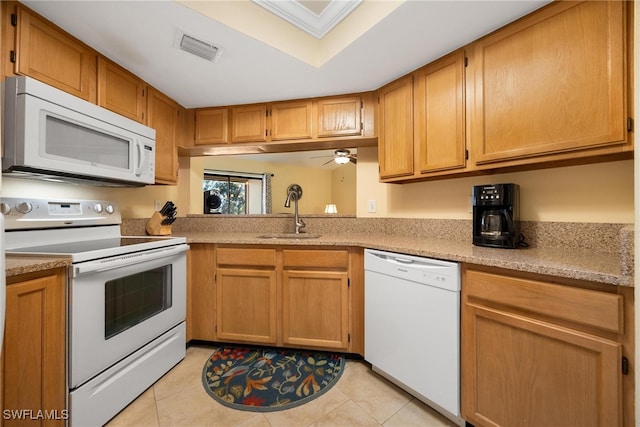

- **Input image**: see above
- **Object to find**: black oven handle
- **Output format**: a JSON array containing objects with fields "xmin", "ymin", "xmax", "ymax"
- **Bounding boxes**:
[{"xmin": 73, "ymin": 244, "xmax": 189, "ymax": 277}]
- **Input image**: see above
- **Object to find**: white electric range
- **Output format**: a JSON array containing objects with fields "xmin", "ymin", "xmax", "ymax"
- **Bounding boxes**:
[{"xmin": 2, "ymin": 197, "xmax": 189, "ymax": 426}]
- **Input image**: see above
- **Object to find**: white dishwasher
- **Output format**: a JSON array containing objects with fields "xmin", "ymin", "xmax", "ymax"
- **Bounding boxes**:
[{"xmin": 364, "ymin": 249, "xmax": 462, "ymax": 426}]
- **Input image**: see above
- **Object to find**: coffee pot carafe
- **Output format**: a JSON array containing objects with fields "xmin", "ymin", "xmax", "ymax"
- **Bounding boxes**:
[{"xmin": 472, "ymin": 184, "xmax": 519, "ymax": 249}]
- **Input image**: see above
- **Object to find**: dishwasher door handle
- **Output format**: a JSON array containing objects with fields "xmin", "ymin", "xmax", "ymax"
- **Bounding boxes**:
[
  {"xmin": 393, "ymin": 257, "xmax": 414, "ymax": 264},
  {"xmin": 370, "ymin": 252, "xmax": 414, "ymax": 264}
]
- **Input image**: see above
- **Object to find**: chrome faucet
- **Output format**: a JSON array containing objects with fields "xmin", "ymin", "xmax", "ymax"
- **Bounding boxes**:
[{"xmin": 284, "ymin": 184, "xmax": 305, "ymax": 234}]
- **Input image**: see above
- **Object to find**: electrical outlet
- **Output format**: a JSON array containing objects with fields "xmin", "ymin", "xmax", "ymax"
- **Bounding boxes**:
[
  {"xmin": 154, "ymin": 200, "xmax": 162, "ymax": 211},
  {"xmin": 367, "ymin": 199, "xmax": 377, "ymax": 213}
]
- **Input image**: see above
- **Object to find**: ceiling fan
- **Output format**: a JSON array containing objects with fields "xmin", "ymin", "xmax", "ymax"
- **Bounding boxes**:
[{"xmin": 311, "ymin": 149, "xmax": 357, "ymax": 166}]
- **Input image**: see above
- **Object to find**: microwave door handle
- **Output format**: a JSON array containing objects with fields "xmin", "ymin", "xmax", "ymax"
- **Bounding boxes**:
[{"xmin": 134, "ymin": 140, "xmax": 142, "ymax": 177}]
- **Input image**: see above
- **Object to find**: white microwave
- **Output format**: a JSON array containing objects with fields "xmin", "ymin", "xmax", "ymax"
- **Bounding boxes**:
[{"xmin": 3, "ymin": 76, "xmax": 155, "ymax": 186}]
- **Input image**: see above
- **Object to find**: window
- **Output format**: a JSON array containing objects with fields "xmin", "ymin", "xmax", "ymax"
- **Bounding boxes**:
[{"xmin": 203, "ymin": 170, "xmax": 271, "ymax": 214}]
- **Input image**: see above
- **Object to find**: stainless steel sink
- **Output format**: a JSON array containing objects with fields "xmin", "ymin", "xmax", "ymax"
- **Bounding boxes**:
[{"xmin": 257, "ymin": 233, "xmax": 321, "ymax": 239}]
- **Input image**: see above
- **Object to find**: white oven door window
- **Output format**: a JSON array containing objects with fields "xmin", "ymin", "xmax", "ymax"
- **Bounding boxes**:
[
  {"xmin": 105, "ymin": 265, "xmax": 172, "ymax": 339},
  {"xmin": 70, "ymin": 247, "xmax": 187, "ymax": 389}
]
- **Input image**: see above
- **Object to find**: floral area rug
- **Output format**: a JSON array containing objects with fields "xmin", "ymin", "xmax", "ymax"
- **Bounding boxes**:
[{"xmin": 202, "ymin": 346, "xmax": 345, "ymax": 412}]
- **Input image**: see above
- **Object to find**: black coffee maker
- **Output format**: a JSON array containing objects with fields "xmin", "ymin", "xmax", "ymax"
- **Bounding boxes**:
[{"xmin": 472, "ymin": 183, "xmax": 520, "ymax": 249}]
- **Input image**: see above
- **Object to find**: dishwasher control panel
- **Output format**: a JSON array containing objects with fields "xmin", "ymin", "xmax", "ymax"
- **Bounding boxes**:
[{"xmin": 364, "ymin": 249, "xmax": 460, "ymax": 292}]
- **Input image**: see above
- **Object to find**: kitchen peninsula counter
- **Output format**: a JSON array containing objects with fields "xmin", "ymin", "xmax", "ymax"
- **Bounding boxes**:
[{"xmin": 174, "ymin": 230, "xmax": 632, "ymax": 287}]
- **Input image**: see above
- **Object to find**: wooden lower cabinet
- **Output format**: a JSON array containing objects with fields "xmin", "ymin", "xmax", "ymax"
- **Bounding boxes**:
[
  {"xmin": 282, "ymin": 249, "xmax": 350, "ymax": 350},
  {"xmin": 187, "ymin": 244, "xmax": 216, "ymax": 341},
  {"xmin": 282, "ymin": 270, "xmax": 348, "ymax": 349},
  {"xmin": 462, "ymin": 265, "xmax": 628, "ymax": 427},
  {"xmin": 3, "ymin": 268, "xmax": 67, "ymax": 426},
  {"xmin": 216, "ymin": 268, "xmax": 277, "ymax": 344},
  {"xmin": 188, "ymin": 245, "xmax": 363, "ymax": 355}
]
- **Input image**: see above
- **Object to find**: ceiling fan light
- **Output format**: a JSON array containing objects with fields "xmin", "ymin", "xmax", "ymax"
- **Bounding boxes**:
[{"xmin": 334, "ymin": 156, "xmax": 350, "ymax": 164}]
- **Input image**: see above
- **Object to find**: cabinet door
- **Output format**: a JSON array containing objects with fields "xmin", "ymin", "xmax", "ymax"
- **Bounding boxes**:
[
  {"xmin": 98, "ymin": 57, "xmax": 146, "ymax": 123},
  {"xmin": 230, "ymin": 104, "xmax": 267, "ymax": 143},
  {"xmin": 471, "ymin": 1, "xmax": 628, "ymax": 165},
  {"xmin": 188, "ymin": 244, "xmax": 216, "ymax": 341},
  {"xmin": 195, "ymin": 108, "xmax": 229, "ymax": 145},
  {"xmin": 4, "ymin": 269, "xmax": 66, "ymax": 426},
  {"xmin": 462, "ymin": 267, "xmax": 624, "ymax": 427},
  {"xmin": 216, "ymin": 268, "xmax": 277, "ymax": 344},
  {"xmin": 147, "ymin": 87, "xmax": 179, "ymax": 184},
  {"xmin": 378, "ymin": 75, "xmax": 414, "ymax": 179},
  {"xmin": 14, "ymin": 4, "xmax": 97, "ymax": 102},
  {"xmin": 270, "ymin": 100, "xmax": 312, "ymax": 140},
  {"xmin": 316, "ymin": 96, "xmax": 362, "ymax": 138},
  {"xmin": 463, "ymin": 304, "xmax": 622, "ymax": 427},
  {"xmin": 414, "ymin": 50, "xmax": 466, "ymax": 174},
  {"xmin": 282, "ymin": 270, "xmax": 349, "ymax": 350}
]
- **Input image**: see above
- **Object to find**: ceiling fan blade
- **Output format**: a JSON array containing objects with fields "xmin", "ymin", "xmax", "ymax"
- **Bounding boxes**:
[
  {"xmin": 349, "ymin": 157, "xmax": 357, "ymax": 164},
  {"xmin": 322, "ymin": 159, "xmax": 334, "ymax": 166},
  {"xmin": 309, "ymin": 155, "xmax": 333, "ymax": 159}
]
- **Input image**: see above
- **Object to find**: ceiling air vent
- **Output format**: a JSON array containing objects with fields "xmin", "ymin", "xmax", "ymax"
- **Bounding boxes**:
[{"xmin": 176, "ymin": 31, "xmax": 223, "ymax": 63}]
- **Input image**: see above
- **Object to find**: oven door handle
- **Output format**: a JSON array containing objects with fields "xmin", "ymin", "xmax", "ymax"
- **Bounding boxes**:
[{"xmin": 73, "ymin": 244, "xmax": 189, "ymax": 277}]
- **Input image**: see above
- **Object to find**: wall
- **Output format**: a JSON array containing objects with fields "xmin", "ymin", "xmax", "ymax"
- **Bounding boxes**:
[
  {"xmin": 1, "ymin": 176, "xmax": 179, "ymax": 219},
  {"xmin": 633, "ymin": 3, "xmax": 639, "ymax": 420},
  {"xmin": 356, "ymin": 147, "xmax": 634, "ymax": 224},
  {"xmin": 330, "ymin": 163, "xmax": 356, "ymax": 214}
]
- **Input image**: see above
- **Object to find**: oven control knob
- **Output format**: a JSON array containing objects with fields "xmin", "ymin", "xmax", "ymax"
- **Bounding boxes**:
[
  {"xmin": 16, "ymin": 201, "xmax": 32, "ymax": 214},
  {"xmin": 93, "ymin": 203, "xmax": 103, "ymax": 213},
  {"xmin": 0, "ymin": 202, "xmax": 10, "ymax": 215},
  {"xmin": 105, "ymin": 204, "xmax": 115, "ymax": 214}
]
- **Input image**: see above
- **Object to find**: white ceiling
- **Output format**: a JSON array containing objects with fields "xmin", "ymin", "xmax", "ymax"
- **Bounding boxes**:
[{"xmin": 22, "ymin": 0, "xmax": 550, "ymax": 109}]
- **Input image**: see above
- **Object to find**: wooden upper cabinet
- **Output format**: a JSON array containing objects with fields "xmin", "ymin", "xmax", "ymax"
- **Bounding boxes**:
[
  {"xmin": 316, "ymin": 96, "xmax": 362, "ymax": 138},
  {"xmin": 195, "ymin": 107, "xmax": 228, "ymax": 145},
  {"xmin": 147, "ymin": 87, "xmax": 179, "ymax": 184},
  {"xmin": 378, "ymin": 75, "xmax": 414, "ymax": 179},
  {"xmin": 414, "ymin": 50, "xmax": 466, "ymax": 174},
  {"xmin": 270, "ymin": 100, "xmax": 312, "ymax": 140},
  {"xmin": 230, "ymin": 104, "xmax": 268, "ymax": 143},
  {"xmin": 470, "ymin": 1, "xmax": 628, "ymax": 165},
  {"xmin": 98, "ymin": 57, "xmax": 146, "ymax": 123},
  {"xmin": 13, "ymin": 3, "xmax": 97, "ymax": 102}
]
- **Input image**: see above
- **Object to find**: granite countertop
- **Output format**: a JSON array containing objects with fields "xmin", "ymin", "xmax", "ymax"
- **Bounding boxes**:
[
  {"xmin": 4, "ymin": 228, "xmax": 630, "ymax": 287},
  {"xmin": 6, "ymin": 255, "xmax": 72, "ymax": 278},
  {"xmin": 174, "ymin": 231, "xmax": 631, "ymax": 287}
]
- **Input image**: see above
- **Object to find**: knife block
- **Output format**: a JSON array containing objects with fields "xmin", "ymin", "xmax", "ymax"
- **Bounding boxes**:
[{"xmin": 145, "ymin": 211, "xmax": 172, "ymax": 236}]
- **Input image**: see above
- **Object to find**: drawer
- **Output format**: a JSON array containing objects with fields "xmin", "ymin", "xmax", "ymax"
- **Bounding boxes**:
[
  {"xmin": 283, "ymin": 249, "xmax": 349, "ymax": 269},
  {"xmin": 464, "ymin": 268, "xmax": 623, "ymax": 334},
  {"xmin": 216, "ymin": 247, "xmax": 276, "ymax": 267}
]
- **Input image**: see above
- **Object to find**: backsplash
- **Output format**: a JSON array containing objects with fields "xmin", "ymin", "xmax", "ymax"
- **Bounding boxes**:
[{"xmin": 121, "ymin": 215, "xmax": 632, "ymax": 255}]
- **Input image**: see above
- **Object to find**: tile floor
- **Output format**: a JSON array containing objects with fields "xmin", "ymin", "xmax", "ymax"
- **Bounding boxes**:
[{"xmin": 106, "ymin": 344, "xmax": 459, "ymax": 427}]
